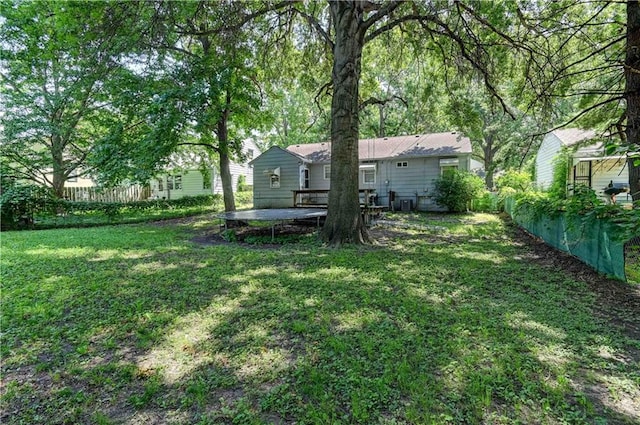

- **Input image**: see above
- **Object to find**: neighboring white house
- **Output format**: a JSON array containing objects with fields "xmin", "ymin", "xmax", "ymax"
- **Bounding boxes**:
[
  {"xmin": 250, "ymin": 132, "xmax": 473, "ymax": 211},
  {"xmin": 535, "ymin": 129, "xmax": 630, "ymax": 203},
  {"xmin": 150, "ymin": 139, "xmax": 260, "ymax": 200}
]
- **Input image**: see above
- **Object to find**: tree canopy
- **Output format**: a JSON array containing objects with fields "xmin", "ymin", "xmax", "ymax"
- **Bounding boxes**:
[
  {"xmin": 0, "ymin": 0, "xmax": 149, "ymax": 197},
  {"xmin": 1, "ymin": 0, "xmax": 637, "ymax": 240}
]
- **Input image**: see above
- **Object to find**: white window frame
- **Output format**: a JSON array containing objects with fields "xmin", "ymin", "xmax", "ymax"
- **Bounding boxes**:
[
  {"xmin": 167, "ymin": 175, "xmax": 183, "ymax": 190},
  {"xmin": 323, "ymin": 165, "xmax": 331, "ymax": 180},
  {"xmin": 362, "ymin": 168, "xmax": 376, "ymax": 184},
  {"xmin": 270, "ymin": 174, "xmax": 280, "ymax": 188}
]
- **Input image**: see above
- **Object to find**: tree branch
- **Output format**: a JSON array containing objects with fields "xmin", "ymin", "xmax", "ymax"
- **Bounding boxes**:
[
  {"xmin": 294, "ymin": 7, "xmax": 334, "ymax": 49},
  {"xmin": 530, "ymin": 96, "xmax": 625, "ymax": 138},
  {"xmin": 359, "ymin": 95, "xmax": 408, "ymax": 111},
  {"xmin": 365, "ymin": 13, "xmax": 433, "ymax": 42},
  {"xmin": 432, "ymin": 19, "xmax": 515, "ymax": 119},
  {"xmin": 361, "ymin": 0, "xmax": 404, "ymax": 33}
]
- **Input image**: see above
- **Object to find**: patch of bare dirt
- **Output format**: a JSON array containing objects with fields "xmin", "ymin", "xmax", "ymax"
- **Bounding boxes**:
[{"xmin": 191, "ymin": 223, "xmax": 318, "ymax": 249}]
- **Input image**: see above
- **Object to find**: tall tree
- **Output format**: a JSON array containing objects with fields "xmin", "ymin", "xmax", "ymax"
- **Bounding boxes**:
[
  {"xmin": 116, "ymin": 1, "xmax": 291, "ymax": 212},
  {"xmin": 625, "ymin": 1, "xmax": 640, "ymax": 202},
  {"xmin": 447, "ymin": 82, "xmax": 540, "ymax": 188},
  {"xmin": 0, "ymin": 0, "xmax": 146, "ymax": 197},
  {"xmin": 297, "ymin": 1, "xmax": 523, "ymax": 245}
]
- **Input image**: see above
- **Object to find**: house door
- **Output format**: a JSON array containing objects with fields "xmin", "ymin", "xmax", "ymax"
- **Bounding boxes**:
[{"xmin": 573, "ymin": 161, "xmax": 592, "ymax": 188}]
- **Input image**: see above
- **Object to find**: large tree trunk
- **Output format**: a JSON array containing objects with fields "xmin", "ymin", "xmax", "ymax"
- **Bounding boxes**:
[
  {"xmin": 51, "ymin": 136, "xmax": 66, "ymax": 198},
  {"xmin": 626, "ymin": 0, "xmax": 640, "ymax": 203},
  {"xmin": 217, "ymin": 116, "xmax": 236, "ymax": 212},
  {"xmin": 321, "ymin": 1, "xmax": 370, "ymax": 245}
]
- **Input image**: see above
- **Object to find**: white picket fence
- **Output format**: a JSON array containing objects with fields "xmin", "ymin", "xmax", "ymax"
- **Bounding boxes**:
[{"xmin": 62, "ymin": 185, "xmax": 151, "ymax": 203}]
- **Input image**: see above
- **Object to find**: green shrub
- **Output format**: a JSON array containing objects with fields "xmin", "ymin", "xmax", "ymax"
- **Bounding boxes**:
[
  {"xmin": 235, "ymin": 191, "xmax": 253, "ymax": 207},
  {"xmin": 496, "ymin": 169, "xmax": 533, "ymax": 193},
  {"xmin": 237, "ymin": 175, "xmax": 250, "ymax": 192},
  {"xmin": 54, "ymin": 194, "xmax": 221, "ymax": 217},
  {"xmin": 547, "ymin": 150, "xmax": 571, "ymax": 199},
  {"xmin": 433, "ymin": 170, "xmax": 486, "ymax": 213},
  {"xmin": 470, "ymin": 191, "xmax": 500, "ymax": 212},
  {"xmin": 512, "ymin": 188, "xmax": 639, "ymax": 242},
  {"xmin": 0, "ymin": 184, "xmax": 54, "ymax": 229}
]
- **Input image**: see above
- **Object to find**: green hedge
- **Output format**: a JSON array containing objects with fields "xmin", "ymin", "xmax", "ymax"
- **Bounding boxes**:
[
  {"xmin": 1, "ymin": 189, "xmax": 222, "ymax": 230},
  {"xmin": 53, "ymin": 194, "xmax": 222, "ymax": 216}
]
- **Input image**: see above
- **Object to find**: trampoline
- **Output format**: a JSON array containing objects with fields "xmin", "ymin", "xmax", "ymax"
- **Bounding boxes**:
[{"xmin": 217, "ymin": 208, "xmax": 327, "ymax": 240}]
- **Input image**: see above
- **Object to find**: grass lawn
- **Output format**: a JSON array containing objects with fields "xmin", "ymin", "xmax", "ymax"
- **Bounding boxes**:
[{"xmin": 1, "ymin": 213, "xmax": 639, "ymax": 424}]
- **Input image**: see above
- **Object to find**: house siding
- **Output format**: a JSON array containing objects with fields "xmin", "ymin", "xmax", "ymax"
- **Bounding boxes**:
[
  {"xmin": 153, "ymin": 140, "xmax": 260, "ymax": 200},
  {"xmin": 151, "ymin": 170, "xmax": 210, "ymax": 200},
  {"xmin": 536, "ymin": 132, "xmax": 629, "ymax": 203},
  {"xmin": 250, "ymin": 136, "xmax": 474, "ymax": 211},
  {"xmin": 367, "ymin": 155, "xmax": 471, "ymax": 211},
  {"xmin": 536, "ymin": 133, "xmax": 563, "ymax": 190},
  {"xmin": 376, "ymin": 157, "xmax": 442, "ymax": 211},
  {"xmin": 251, "ymin": 147, "xmax": 302, "ymax": 208},
  {"xmin": 573, "ymin": 158, "xmax": 631, "ymax": 203},
  {"xmin": 307, "ymin": 163, "xmax": 330, "ymax": 190}
]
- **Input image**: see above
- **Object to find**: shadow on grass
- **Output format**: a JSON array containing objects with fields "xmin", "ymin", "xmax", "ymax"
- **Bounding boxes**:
[{"xmin": 1, "ymin": 219, "xmax": 638, "ymax": 424}]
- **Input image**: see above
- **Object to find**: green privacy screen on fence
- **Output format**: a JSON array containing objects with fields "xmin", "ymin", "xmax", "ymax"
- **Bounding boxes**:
[{"xmin": 505, "ymin": 198, "xmax": 628, "ymax": 281}]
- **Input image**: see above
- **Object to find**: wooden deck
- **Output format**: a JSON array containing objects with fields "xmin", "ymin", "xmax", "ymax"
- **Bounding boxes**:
[
  {"xmin": 292, "ymin": 189, "xmax": 385, "ymax": 225},
  {"xmin": 293, "ymin": 189, "xmax": 378, "ymax": 208}
]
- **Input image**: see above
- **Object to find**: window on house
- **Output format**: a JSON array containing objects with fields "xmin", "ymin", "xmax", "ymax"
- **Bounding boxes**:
[
  {"xmin": 362, "ymin": 168, "xmax": 376, "ymax": 184},
  {"xmin": 247, "ymin": 149, "xmax": 254, "ymax": 160},
  {"xmin": 158, "ymin": 179, "xmax": 164, "ymax": 191},
  {"xmin": 324, "ymin": 165, "xmax": 331, "ymax": 180},
  {"xmin": 302, "ymin": 168, "xmax": 310, "ymax": 189},
  {"xmin": 167, "ymin": 175, "xmax": 182, "ymax": 190},
  {"xmin": 441, "ymin": 166, "xmax": 458, "ymax": 177},
  {"xmin": 439, "ymin": 158, "xmax": 459, "ymax": 177},
  {"xmin": 396, "ymin": 161, "xmax": 408, "ymax": 168},
  {"xmin": 270, "ymin": 174, "xmax": 280, "ymax": 188}
]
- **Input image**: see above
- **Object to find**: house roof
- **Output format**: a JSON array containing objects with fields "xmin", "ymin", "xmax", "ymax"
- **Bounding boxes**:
[
  {"xmin": 286, "ymin": 132, "xmax": 472, "ymax": 163},
  {"xmin": 547, "ymin": 128, "xmax": 625, "ymax": 159},
  {"xmin": 550, "ymin": 128, "xmax": 598, "ymax": 147},
  {"xmin": 248, "ymin": 145, "xmax": 308, "ymax": 165}
]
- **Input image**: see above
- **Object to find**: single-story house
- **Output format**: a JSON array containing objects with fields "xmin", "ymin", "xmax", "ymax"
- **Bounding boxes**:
[
  {"xmin": 250, "ymin": 132, "xmax": 473, "ymax": 211},
  {"xmin": 535, "ymin": 129, "xmax": 630, "ymax": 203},
  {"xmin": 151, "ymin": 139, "xmax": 260, "ymax": 200}
]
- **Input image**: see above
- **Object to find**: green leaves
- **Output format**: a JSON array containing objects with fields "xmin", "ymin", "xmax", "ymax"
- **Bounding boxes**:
[
  {"xmin": 0, "ymin": 1, "xmax": 150, "ymax": 196},
  {"xmin": 434, "ymin": 170, "xmax": 486, "ymax": 213}
]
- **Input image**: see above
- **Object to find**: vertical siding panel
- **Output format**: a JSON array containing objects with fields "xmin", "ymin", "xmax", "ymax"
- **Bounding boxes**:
[{"xmin": 536, "ymin": 134, "xmax": 562, "ymax": 190}]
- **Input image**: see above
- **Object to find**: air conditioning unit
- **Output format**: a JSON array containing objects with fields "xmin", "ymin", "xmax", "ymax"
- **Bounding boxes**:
[{"xmin": 400, "ymin": 199, "xmax": 413, "ymax": 212}]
